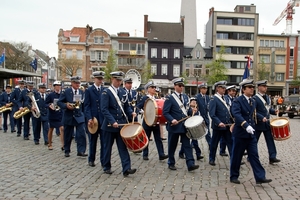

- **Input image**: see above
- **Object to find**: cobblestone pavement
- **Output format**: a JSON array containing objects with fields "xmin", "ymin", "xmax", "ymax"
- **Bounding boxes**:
[{"xmin": 0, "ymin": 116, "xmax": 299, "ymax": 200}]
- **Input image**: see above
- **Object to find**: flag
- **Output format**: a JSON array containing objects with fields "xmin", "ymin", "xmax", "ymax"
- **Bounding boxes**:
[
  {"xmin": 0, "ymin": 49, "xmax": 5, "ymax": 65},
  {"xmin": 30, "ymin": 58, "xmax": 37, "ymax": 71},
  {"xmin": 243, "ymin": 55, "xmax": 252, "ymax": 80}
]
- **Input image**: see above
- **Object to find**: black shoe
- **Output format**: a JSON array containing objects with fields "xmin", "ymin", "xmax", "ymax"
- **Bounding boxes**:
[
  {"xmin": 188, "ymin": 165, "xmax": 199, "ymax": 171},
  {"xmin": 61, "ymin": 147, "xmax": 64, "ymax": 151},
  {"xmin": 149, "ymin": 138, "xmax": 153, "ymax": 141},
  {"xmin": 168, "ymin": 165, "xmax": 177, "ymax": 170},
  {"xmin": 230, "ymin": 179, "xmax": 241, "ymax": 184},
  {"xmin": 241, "ymin": 161, "xmax": 245, "ymax": 165},
  {"xmin": 123, "ymin": 168, "xmax": 137, "ymax": 176},
  {"xmin": 161, "ymin": 138, "xmax": 167, "ymax": 140},
  {"xmin": 209, "ymin": 161, "xmax": 216, "ymax": 166},
  {"xmin": 179, "ymin": 154, "xmax": 185, "ymax": 159},
  {"xmin": 269, "ymin": 158, "xmax": 281, "ymax": 164},
  {"xmin": 159, "ymin": 154, "xmax": 168, "ymax": 160},
  {"xmin": 3, "ymin": 130, "xmax": 7, "ymax": 133},
  {"xmin": 11, "ymin": 130, "xmax": 16, "ymax": 133},
  {"xmin": 88, "ymin": 162, "xmax": 95, "ymax": 167},
  {"xmin": 197, "ymin": 155, "xmax": 204, "ymax": 160},
  {"xmin": 34, "ymin": 141, "xmax": 39, "ymax": 145},
  {"xmin": 17, "ymin": 134, "xmax": 21, "ymax": 137},
  {"xmin": 143, "ymin": 156, "xmax": 149, "ymax": 160},
  {"xmin": 65, "ymin": 153, "xmax": 70, "ymax": 157},
  {"xmin": 104, "ymin": 169, "xmax": 112, "ymax": 174},
  {"xmin": 220, "ymin": 153, "xmax": 228, "ymax": 157},
  {"xmin": 24, "ymin": 137, "xmax": 29, "ymax": 140},
  {"xmin": 256, "ymin": 178, "xmax": 272, "ymax": 184},
  {"xmin": 44, "ymin": 141, "xmax": 49, "ymax": 145},
  {"xmin": 77, "ymin": 152, "xmax": 88, "ymax": 157}
]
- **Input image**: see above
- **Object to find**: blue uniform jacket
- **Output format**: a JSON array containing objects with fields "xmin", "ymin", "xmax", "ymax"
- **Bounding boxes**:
[
  {"xmin": 0, "ymin": 92, "xmax": 12, "ymax": 107},
  {"xmin": 224, "ymin": 94, "xmax": 235, "ymax": 107},
  {"xmin": 57, "ymin": 88, "xmax": 85, "ymax": 126},
  {"xmin": 45, "ymin": 91, "xmax": 63, "ymax": 120},
  {"xmin": 84, "ymin": 85, "xmax": 104, "ymax": 124},
  {"xmin": 209, "ymin": 95, "xmax": 233, "ymax": 130},
  {"xmin": 253, "ymin": 94, "xmax": 276, "ymax": 131},
  {"xmin": 196, "ymin": 93, "xmax": 210, "ymax": 125},
  {"xmin": 231, "ymin": 95, "xmax": 257, "ymax": 138},
  {"xmin": 17, "ymin": 89, "xmax": 33, "ymax": 109},
  {"xmin": 100, "ymin": 87, "xmax": 133, "ymax": 133},
  {"xmin": 163, "ymin": 93, "xmax": 190, "ymax": 134},
  {"xmin": 32, "ymin": 92, "xmax": 49, "ymax": 121},
  {"xmin": 123, "ymin": 88, "xmax": 138, "ymax": 120},
  {"xmin": 10, "ymin": 88, "xmax": 22, "ymax": 111}
]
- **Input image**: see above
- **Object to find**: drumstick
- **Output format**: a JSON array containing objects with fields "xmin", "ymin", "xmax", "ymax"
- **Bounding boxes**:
[
  {"xmin": 107, "ymin": 123, "xmax": 129, "ymax": 127},
  {"xmin": 132, "ymin": 107, "xmax": 136, "ymax": 124},
  {"xmin": 171, "ymin": 116, "xmax": 190, "ymax": 126}
]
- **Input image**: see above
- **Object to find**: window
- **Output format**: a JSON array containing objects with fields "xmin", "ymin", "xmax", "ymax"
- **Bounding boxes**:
[
  {"xmin": 290, "ymin": 48, "xmax": 294, "ymax": 58},
  {"xmin": 130, "ymin": 44, "xmax": 136, "ymax": 51},
  {"xmin": 137, "ymin": 44, "xmax": 145, "ymax": 54},
  {"xmin": 217, "ymin": 33, "xmax": 229, "ymax": 39},
  {"xmin": 123, "ymin": 43, "xmax": 129, "ymax": 50},
  {"xmin": 76, "ymin": 50, "xmax": 83, "ymax": 60},
  {"xmin": 70, "ymin": 36, "xmax": 79, "ymax": 42},
  {"xmin": 196, "ymin": 51, "xmax": 201, "ymax": 59},
  {"xmin": 161, "ymin": 64, "xmax": 168, "ymax": 75},
  {"xmin": 270, "ymin": 40, "xmax": 274, "ymax": 47},
  {"xmin": 66, "ymin": 50, "xmax": 72, "ymax": 59},
  {"xmin": 275, "ymin": 40, "xmax": 279, "ymax": 47},
  {"xmin": 236, "ymin": 61, "xmax": 247, "ymax": 69},
  {"xmin": 280, "ymin": 41, "xmax": 284, "ymax": 47},
  {"xmin": 90, "ymin": 51, "xmax": 108, "ymax": 61},
  {"xmin": 217, "ymin": 18, "xmax": 232, "ymax": 25},
  {"xmin": 185, "ymin": 69, "xmax": 190, "ymax": 77},
  {"xmin": 94, "ymin": 37, "xmax": 104, "ymax": 44},
  {"xmin": 276, "ymin": 73, "xmax": 284, "ymax": 82},
  {"xmin": 173, "ymin": 65, "xmax": 180, "ymax": 77},
  {"xmin": 259, "ymin": 55, "xmax": 270, "ymax": 63},
  {"xmin": 174, "ymin": 49, "xmax": 180, "ymax": 58},
  {"xmin": 265, "ymin": 40, "xmax": 269, "ymax": 47},
  {"xmin": 162, "ymin": 48, "xmax": 168, "ymax": 58},
  {"xmin": 223, "ymin": 62, "xmax": 231, "ymax": 69},
  {"xmin": 99, "ymin": 37, "xmax": 104, "ymax": 44},
  {"xmin": 76, "ymin": 68, "xmax": 82, "ymax": 77},
  {"xmin": 151, "ymin": 64, "xmax": 157, "ymax": 75},
  {"xmin": 276, "ymin": 55, "xmax": 285, "ymax": 64},
  {"xmin": 237, "ymin": 18, "xmax": 254, "ymax": 26},
  {"xmin": 151, "ymin": 48, "xmax": 157, "ymax": 58}
]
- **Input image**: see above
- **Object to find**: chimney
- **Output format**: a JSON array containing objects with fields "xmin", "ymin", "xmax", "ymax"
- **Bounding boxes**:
[
  {"xmin": 209, "ymin": 7, "xmax": 214, "ymax": 18},
  {"xmin": 180, "ymin": 15, "xmax": 185, "ymax": 30},
  {"xmin": 117, "ymin": 32, "xmax": 130, "ymax": 37},
  {"xmin": 144, "ymin": 15, "xmax": 148, "ymax": 37},
  {"xmin": 86, "ymin": 24, "xmax": 93, "ymax": 35}
]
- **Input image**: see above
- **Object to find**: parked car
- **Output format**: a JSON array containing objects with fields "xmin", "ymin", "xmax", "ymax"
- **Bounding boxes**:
[
  {"xmin": 284, "ymin": 94, "xmax": 300, "ymax": 118},
  {"xmin": 277, "ymin": 104, "xmax": 287, "ymax": 117}
]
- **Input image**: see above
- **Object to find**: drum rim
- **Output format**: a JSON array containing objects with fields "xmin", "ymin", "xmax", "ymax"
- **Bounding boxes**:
[
  {"xmin": 143, "ymin": 98, "xmax": 158, "ymax": 126},
  {"xmin": 270, "ymin": 117, "xmax": 289, "ymax": 128},
  {"xmin": 120, "ymin": 122, "xmax": 143, "ymax": 138}
]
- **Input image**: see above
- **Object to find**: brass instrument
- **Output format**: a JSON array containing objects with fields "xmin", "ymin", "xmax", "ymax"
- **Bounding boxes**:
[
  {"xmin": 13, "ymin": 107, "xmax": 31, "ymax": 119},
  {"xmin": 0, "ymin": 102, "xmax": 13, "ymax": 113},
  {"xmin": 27, "ymin": 92, "xmax": 41, "ymax": 118},
  {"xmin": 68, "ymin": 101, "xmax": 81, "ymax": 109}
]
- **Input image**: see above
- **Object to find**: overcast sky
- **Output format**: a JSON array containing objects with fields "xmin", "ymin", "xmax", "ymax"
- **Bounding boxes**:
[{"xmin": 0, "ymin": 0, "xmax": 298, "ymax": 58}]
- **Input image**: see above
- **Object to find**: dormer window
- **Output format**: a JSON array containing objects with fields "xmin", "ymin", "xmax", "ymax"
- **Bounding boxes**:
[
  {"xmin": 94, "ymin": 36, "xmax": 104, "ymax": 44},
  {"xmin": 70, "ymin": 36, "xmax": 79, "ymax": 42}
]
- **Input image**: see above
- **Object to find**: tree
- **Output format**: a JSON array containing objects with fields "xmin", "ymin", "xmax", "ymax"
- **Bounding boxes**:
[
  {"xmin": 141, "ymin": 60, "xmax": 154, "ymax": 84},
  {"xmin": 104, "ymin": 49, "xmax": 118, "ymax": 82},
  {"xmin": 205, "ymin": 45, "xmax": 228, "ymax": 84},
  {"xmin": 58, "ymin": 57, "xmax": 84, "ymax": 78},
  {"xmin": 290, "ymin": 76, "xmax": 300, "ymax": 87},
  {"xmin": 256, "ymin": 58, "xmax": 269, "ymax": 80}
]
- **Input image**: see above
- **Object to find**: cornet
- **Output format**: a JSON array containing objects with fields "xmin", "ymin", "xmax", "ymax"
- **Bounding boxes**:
[{"xmin": 68, "ymin": 101, "xmax": 81, "ymax": 109}]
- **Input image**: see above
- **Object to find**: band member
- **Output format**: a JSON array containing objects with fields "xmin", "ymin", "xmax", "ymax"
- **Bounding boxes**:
[
  {"xmin": 253, "ymin": 80, "xmax": 280, "ymax": 164},
  {"xmin": 101, "ymin": 71, "xmax": 137, "ymax": 176},
  {"xmin": 31, "ymin": 83, "xmax": 49, "ymax": 145},
  {"xmin": 163, "ymin": 77, "xmax": 199, "ymax": 171},
  {"xmin": 46, "ymin": 81, "xmax": 64, "ymax": 150},
  {"xmin": 84, "ymin": 71, "xmax": 105, "ymax": 167},
  {"xmin": 136, "ymin": 81, "xmax": 168, "ymax": 161},
  {"xmin": 155, "ymin": 87, "xmax": 166, "ymax": 140},
  {"xmin": 0, "ymin": 84, "xmax": 14, "ymax": 133},
  {"xmin": 57, "ymin": 76, "xmax": 87, "ymax": 157},
  {"xmin": 122, "ymin": 78, "xmax": 138, "ymax": 122},
  {"xmin": 17, "ymin": 81, "xmax": 36, "ymax": 140},
  {"xmin": 230, "ymin": 79, "xmax": 272, "ymax": 184},
  {"xmin": 11, "ymin": 80, "xmax": 25, "ymax": 136},
  {"xmin": 178, "ymin": 97, "xmax": 204, "ymax": 160},
  {"xmin": 208, "ymin": 81, "xmax": 233, "ymax": 166},
  {"xmin": 219, "ymin": 85, "xmax": 237, "ymax": 156}
]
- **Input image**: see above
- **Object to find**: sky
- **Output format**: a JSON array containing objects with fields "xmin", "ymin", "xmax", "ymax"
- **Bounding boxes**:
[{"xmin": 1, "ymin": 0, "xmax": 299, "ymax": 58}]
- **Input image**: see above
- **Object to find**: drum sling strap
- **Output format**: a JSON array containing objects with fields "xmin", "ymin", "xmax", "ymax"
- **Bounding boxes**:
[
  {"xmin": 255, "ymin": 94, "xmax": 270, "ymax": 111},
  {"xmin": 214, "ymin": 94, "xmax": 235, "ymax": 124},
  {"xmin": 108, "ymin": 86, "xmax": 129, "ymax": 123},
  {"xmin": 171, "ymin": 93, "xmax": 187, "ymax": 116}
]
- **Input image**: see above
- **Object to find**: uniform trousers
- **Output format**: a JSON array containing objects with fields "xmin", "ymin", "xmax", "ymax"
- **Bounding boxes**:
[{"xmin": 64, "ymin": 122, "xmax": 86, "ymax": 153}]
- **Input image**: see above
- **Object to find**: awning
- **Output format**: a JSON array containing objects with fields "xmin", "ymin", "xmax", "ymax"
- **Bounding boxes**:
[{"xmin": 0, "ymin": 68, "xmax": 42, "ymax": 78}]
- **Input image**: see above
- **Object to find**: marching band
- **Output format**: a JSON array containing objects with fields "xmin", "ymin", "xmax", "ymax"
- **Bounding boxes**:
[{"xmin": 0, "ymin": 71, "xmax": 282, "ymax": 183}]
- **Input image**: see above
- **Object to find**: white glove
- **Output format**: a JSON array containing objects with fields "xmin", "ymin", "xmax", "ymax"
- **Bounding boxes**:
[
  {"xmin": 139, "ymin": 109, "xmax": 144, "ymax": 114},
  {"xmin": 246, "ymin": 125, "xmax": 255, "ymax": 134}
]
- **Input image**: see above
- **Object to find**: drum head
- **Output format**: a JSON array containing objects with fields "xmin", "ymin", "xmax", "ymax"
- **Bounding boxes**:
[
  {"xmin": 184, "ymin": 115, "xmax": 204, "ymax": 127},
  {"xmin": 270, "ymin": 118, "xmax": 288, "ymax": 126},
  {"xmin": 144, "ymin": 98, "xmax": 157, "ymax": 126},
  {"xmin": 121, "ymin": 123, "xmax": 142, "ymax": 138}
]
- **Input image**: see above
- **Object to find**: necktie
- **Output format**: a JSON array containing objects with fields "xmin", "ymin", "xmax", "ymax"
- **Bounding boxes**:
[
  {"xmin": 129, "ymin": 90, "xmax": 132, "ymax": 99},
  {"xmin": 97, "ymin": 87, "xmax": 100, "ymax": 93},
  {"xmin": 263, "ymin": 94, "xmax": 267, "ymax": 102},
  {"xmin": 74, "ymin": 90, "xmax": 77, "ymax": 95},
  {"xmin": 42, "ymin": 94, "xmax": 44, "ymax": 100},
  {"xmin": 221, "ymin": 95, "xmax": 224, "ymax": 100},
  {"xmin": 249, "ymin": 98, "xmax": 252, "ymax": 106},
  {"xmin": 179, "ymin": 94, "xmax": 183, "ymax": 102}
]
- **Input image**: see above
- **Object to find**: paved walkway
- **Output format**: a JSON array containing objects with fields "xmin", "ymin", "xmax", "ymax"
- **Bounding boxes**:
[{"xmin": 0, "ymin": 117, "xmax": 299, "ymax": 200}]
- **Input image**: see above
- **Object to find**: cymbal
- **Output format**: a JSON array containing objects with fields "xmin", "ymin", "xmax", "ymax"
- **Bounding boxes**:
[{"xmin": 88, "ymin": 117, "xmax": 98, "ymax": 134}]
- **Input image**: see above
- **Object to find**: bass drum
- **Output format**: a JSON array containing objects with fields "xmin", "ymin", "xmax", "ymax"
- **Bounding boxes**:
[
  {"xmin": 270, "ymin": 117, "xmax": 291, "ymax": 141},
  {"xmin": 184, "ymin": 115, "xmax": 207, "ymax": 140},
  {"xmin": 120, "ymin": 122, "xmax": 148, "ymax": 153},
  {"xmin": 143, "ymin": 98, "xmax": 167, "ymax": 126}
]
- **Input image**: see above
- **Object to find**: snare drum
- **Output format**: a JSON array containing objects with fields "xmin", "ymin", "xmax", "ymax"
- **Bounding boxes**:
[
  {"xmin": 120, "ymin": 122, "xmax": 148, "ymax": 152},
  {"xmin": 144, "ymin": 98, "xmax": 167, "ymax": 126},
  {"xmin": 184, "ymin": 115, "xmax": 207, "ymax": 140},
  {"xmin": 270, "ymin": 117, "xmax": 291, "ymax": 141}
]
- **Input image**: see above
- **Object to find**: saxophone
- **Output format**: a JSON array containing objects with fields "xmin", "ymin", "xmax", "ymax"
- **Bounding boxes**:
[{"xmin": 0, "ymin": 102, "xmax": 13, "ymax": 113}]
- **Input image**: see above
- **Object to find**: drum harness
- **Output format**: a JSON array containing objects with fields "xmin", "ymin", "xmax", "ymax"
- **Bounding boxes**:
[
  {"xmin": 108, "ymin": 87, "xmax": 129, "ymax": 124},
  {"xmin": 255, "ymin": 93, "xmax": 270, "ymax": 122},
  {"xmin": 171, "ymin": 93, "xmax": 188, "ymax": 116},
  {"xmin": 214, "ymin": 94, "xmax": 235, "ymax": 126}
]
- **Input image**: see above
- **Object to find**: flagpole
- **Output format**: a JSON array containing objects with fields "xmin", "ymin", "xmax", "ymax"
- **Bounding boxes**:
[{"xmin": 3, "ymin": 48, "xmax": 5, "ymax": 69}]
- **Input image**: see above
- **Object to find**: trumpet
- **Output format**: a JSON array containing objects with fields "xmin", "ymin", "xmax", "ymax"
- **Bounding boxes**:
[
  {"xmin": 13, "ymin": 107, "xmax": 31, "ymax": 119},
  {"xmin": 130, "ymin": 100, "xmax": 136, "ymax": 107},
  {"xmin": 0, "ymin": 102, "xmax": 13, "ymax": 113},
  {"xmin": 68, "ymin": 101, "xmax": 81, "ymax": 109},
  {"xmin": 50, "ymin": 103, "xmax": 61, "ymax": 111}
]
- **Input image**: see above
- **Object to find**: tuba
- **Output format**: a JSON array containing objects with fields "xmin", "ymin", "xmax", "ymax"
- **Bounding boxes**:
[
  {"xmin": 125, "ymin": 69, "xmax": 141, "ymax": 90},
  {"xmin": 27, "ymin": 92, "xmax": 41, "ymax": 118},
  {"xmin": 0, "ymin": 102, "xmax": 13, "ymax": 113}
]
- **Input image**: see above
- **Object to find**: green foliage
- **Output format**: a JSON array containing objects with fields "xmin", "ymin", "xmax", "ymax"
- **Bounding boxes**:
[
  {"xmin": 104, "ymin": 49, "xmax": 118, "ymax": 82},
  {"xmin": 181, "ymin": 70, "xmax": 188, "ymax": 85},
  {"xmin": 141, "ymin": 60, "xmax": 154, "ymax": 83},
  {"xmin": 205, "ymin": 45, "xmax": 228, "ymax": 84},
  {"xmin": 257, "ymin": 58, "xmax": 269, "ymax": 80},
  {"xmin": 290, "ymin": 76, "xmax": 300, "ymax": 86}
]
